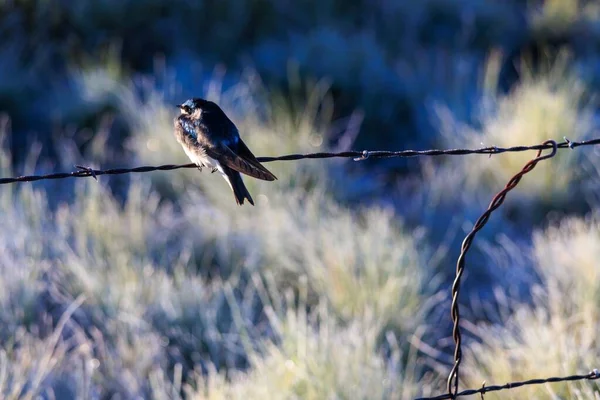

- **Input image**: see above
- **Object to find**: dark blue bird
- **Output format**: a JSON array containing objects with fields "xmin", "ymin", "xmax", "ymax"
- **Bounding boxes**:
[{"xmin": 174, "ymin": 98, "xmax": 277, "ymax": 205}]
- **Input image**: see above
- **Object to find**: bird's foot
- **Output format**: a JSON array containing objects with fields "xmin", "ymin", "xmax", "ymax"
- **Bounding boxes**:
[{"xmin": 211, "ymin": 168, "xmax": 218, "ymax": 174}]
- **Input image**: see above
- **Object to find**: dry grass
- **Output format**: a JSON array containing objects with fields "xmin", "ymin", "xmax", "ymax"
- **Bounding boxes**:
[
  {"xmin": 0, "ymin": 97, "xmax": 439, "ymax": 397},
  {"xmin": 438, "ymin": 54, "xmax": 593, "ymax": 203},
  {"xmin": 460, "ymin": 215, "xmax": 600, "ymax": 399}
]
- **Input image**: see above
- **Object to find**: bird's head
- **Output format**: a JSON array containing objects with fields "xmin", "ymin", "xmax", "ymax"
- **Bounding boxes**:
[{"xmin": 176, "ymin": 98, "xmax": 219, "ymax": 116}]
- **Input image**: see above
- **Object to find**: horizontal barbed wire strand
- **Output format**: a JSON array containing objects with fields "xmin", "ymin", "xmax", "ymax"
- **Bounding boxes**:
[
  {"xmin": 1, "ymin": 136, "xmax": 599, "ymax": 400},
  {"xmin": 416, "ymin": 370, "xmax": 600, "ymax": 400},
  {"xmin": 0, "ymin": 137, "xmax": 597, "ymax": 185}
]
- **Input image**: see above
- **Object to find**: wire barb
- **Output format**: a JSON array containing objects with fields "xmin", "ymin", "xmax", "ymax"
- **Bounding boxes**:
[
  {"xmin": 416, "ymin": 370, "xmax": 600, "ymax": 400},
  {"xmin": 353, "ymin": 150, "xmax": 370, "ymax": 161},
  {"xmin": 446, "ymin": 139, "xmax": 558, "ymax": 398},
  {"xmin": 75, "ymin": 165, "xmax": 98, "ymax": 181},
  {"xmin": 564, "ymin": 136, "xmax": 574, "ymax": 149},
  {"xmin": 0, "ymin": 136, "xmax": 596, "ymax": 399},
  {"xmin": 0, "ymin": 137, "xmax": 597, "ymax": 185}
]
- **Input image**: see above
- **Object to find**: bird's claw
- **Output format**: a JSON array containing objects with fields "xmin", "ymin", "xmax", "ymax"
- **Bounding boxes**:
[{"xmin": 211, "ymin": 168, "xmax": 218, "ymax": 173}]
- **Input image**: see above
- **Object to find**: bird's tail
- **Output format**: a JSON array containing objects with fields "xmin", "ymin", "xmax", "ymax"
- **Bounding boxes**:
[{"xmin": 223, "ymin": 167, "xmax": 254, "ymax": 206}]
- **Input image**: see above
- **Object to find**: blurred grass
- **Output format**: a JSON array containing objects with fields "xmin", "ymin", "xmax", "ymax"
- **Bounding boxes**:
[
  {"xmin": 0, "ymin": 0, "xmax": 526, "ymax": 159},
  {"xmin": 0, "ymin": 114, "xmax": 438, "ymax": 397},
  {"xmin": 188, "ymin": 303, "xmax": 427, "ymax": 400},
  {"xmin": 1, "ymin": 0, "xmax": 600, "ymax": 398},
  {"xmin": 437, "ymin": 52, "xmax": 594, "ymax": 207},
  {"xmin": 461, "ymin": 215, "xmax": 600, "ymax": 399},
  {"xmin": 532, "ymin": 0, "xmax": 600, "ymax": 34}
]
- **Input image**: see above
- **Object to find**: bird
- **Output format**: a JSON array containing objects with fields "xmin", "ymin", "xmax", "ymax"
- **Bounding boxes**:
[{"xmin": 174, "ymin": 98, "xmax": 277, "ymax": 206}]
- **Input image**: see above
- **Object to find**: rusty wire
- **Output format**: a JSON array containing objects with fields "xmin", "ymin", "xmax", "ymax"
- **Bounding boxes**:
[
  {"xmin": 1, "ymin": 136, "xmax": 599, "ymax": 399},
  {"xmin": 447, "ymin": 139, "xmax": 558, "ymax": 398},
  {"xmin": 417, "ymin": 369, "xmax": 600, "ymax": 400},
  {"xmin": 0, "ymin": 137, "xmax": 597, "ymax": 185}
]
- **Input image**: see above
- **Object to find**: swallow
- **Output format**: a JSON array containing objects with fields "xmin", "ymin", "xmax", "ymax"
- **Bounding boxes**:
[{"xmin": 174, "ymin": 98, "xmax": 277, "ymax": 205}]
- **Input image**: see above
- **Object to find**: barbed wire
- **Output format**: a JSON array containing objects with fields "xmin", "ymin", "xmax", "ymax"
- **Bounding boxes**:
[
  {"xmin": 0, "ymin": 136, "xmax": 597, "ymax": 185},
  {"xmin": 1, "ymin": 136, "xmax": 599, "ymax": 399},
  {"xmin": 447, "ymin": 139, "xmax": 557, "ymax": 398},
  {"xmin": 418, "ymin": 139, "xmax": 598, "ymax": 400},
  {"xmin": 416, "ymin": 369, "xmax": 600, "ymax": 400}
]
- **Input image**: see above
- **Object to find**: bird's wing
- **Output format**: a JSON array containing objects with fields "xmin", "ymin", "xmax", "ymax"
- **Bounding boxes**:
[
  {"xmin": 206, "ymin": 143, "xmax": 277, "ymax": 181},
  {"xmin": 234, "ymin": 138, "xmax": 278, "ymax": 180}
]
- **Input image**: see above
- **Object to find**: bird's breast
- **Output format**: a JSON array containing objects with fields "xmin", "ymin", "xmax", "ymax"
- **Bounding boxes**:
[{"xmin": 183, "ymin": 147, "xmax": 220, "ymax": 170}]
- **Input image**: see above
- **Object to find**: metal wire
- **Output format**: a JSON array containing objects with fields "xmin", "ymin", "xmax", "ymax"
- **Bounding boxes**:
[
  {"xmin": 446, "ymin": 140, "xmax": 558, "ymax": 398},
  {"xmin": 0, "ymin": 137, "xmax": 597, "ymax": 185},
  {"xmin": 1, "ymin": 136, "xmax": 598, "ymax": 399},
  {"xmin": 417, "ymin": 370, "xmax": 600, "ymax": 400}
]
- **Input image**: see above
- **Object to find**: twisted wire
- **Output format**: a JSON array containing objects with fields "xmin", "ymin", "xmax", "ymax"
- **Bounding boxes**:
[
  {"xmin": 446, "ymin": 140, "xmax": 558, "ymax": 398},
  {"xmin": 0, "ymin": 137, "xmax": 595, "ymax": 185},
  {"xmin": 418, "ymin": 369, "xmax": 600, "ymax": 400},
  {"xmin": 1, "ymin": 136, "xmax": 598, "ymax": 400}
]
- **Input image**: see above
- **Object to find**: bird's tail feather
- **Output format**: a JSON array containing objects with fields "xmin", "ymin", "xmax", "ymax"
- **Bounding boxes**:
[{"xmin": 224, "ymin": 167, "xmax": 254, "ymax": 206}]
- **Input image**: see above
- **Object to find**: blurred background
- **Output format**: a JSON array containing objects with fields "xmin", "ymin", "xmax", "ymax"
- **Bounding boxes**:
[{"xmin": 1, "ymin": 0, "xmax": 600, "ymax": 398}]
